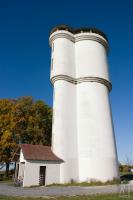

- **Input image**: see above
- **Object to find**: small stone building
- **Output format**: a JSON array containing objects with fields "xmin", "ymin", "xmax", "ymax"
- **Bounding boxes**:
[{"xmin": 14, "ymin": 144, "xmax": 63, "ymax": 187}]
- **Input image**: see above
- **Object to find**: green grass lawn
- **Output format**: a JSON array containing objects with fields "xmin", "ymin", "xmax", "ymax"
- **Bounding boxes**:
[
  {"xmin": 46, "ymin": 180, "xmax": 120, "ymax": 187},
  {"xmin": 0, "ymin": 193, "xmax": 133, "ymax": 200}
]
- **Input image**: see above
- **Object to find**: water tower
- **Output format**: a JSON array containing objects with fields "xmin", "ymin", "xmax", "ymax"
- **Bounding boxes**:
[{"xmin": 49, "ymin": 25, "xmax": 119, "ymax": 183}]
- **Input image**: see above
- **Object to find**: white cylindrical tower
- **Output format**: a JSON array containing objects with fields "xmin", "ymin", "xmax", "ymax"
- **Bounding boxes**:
[{"xmin": 49, "ymin": 25, "xmax": 119, "ymax": 183}]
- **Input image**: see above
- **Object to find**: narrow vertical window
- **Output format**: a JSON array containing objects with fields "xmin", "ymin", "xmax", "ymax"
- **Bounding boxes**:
[
  {"xmin": 52, "ymin": 43, "xmax": 54, "ymax": 52},
  {"xmin": 51, "ymin": 43, "xmax": 54, "ymax": 71},
  {"xmin": 51, "ymin": 58, "xmax": 53, "ymax": 70}
]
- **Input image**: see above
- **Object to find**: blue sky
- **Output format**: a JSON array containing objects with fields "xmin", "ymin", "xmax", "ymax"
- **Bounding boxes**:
[{"xmin": 0, "ymin": 0, "xmax": 132, "ymax": 163}]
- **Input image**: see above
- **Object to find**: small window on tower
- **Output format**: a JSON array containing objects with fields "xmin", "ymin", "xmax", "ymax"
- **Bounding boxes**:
[
  {"xmin": 51, "ymin": 43, "xmax": 54, "ymax": 71},
  {"xmin": 52, "ymin": 43, "xmax": 54, "ymax": 52},
  {"xmin": 51, "ymin": 58, "xmax": 53, "ymax": 70}
]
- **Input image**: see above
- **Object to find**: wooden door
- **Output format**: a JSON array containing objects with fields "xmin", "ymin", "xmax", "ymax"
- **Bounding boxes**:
[{"xmin": 39, "ymin": 166, "xmax": 46, "ymax": 185}]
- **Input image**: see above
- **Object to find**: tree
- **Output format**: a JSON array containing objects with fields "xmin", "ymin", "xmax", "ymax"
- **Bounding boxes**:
[
  {"xmin": 0, "ymin": 130, "xmax": 16, "ymax": 176},
  {"xmin": 11, "ymin": 97, "xmax": 52, "ymax": 145},
  {"xmin": 11, "ymin": 96, "xmax": 34, "ymax": 144},
  {"xmin": 119, "ymin": 163, "xmax": 123, "ymax": 173},
  {"xmin": 0, "ymin": 97, "xmax": 52, "ymax": 176},
  {"xmin": 0, "ymin": 99, "xmax": 16, "ymax": 176},
  {"xmin": 125, "ymin": 156, "xmax": 133, "ymax": 173},
  {"xmin": 29, "ymin": 100, "xmax": 52, "ymax": 145}
]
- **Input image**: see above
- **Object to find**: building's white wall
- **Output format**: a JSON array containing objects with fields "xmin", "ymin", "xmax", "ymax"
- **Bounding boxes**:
[
  {"xmin": 52, "ymin": 80, "xmax": 78, "ymax": 183},
  {"xmin": 18, "ymin": 163, "xmax": 25, "ymax": 179},
  {"xmin": 77, "ymin": 82, "xmax": 119, "ymax": 182},
  {"xmin": 20, "ymin": 149, "xmax": 26, "ymax": 163},
  {"xmin": 75, "ymin": 39, "xmax": 109, "ymax": 81},
  {"xmin": 23, "ymin": 161, "xmax": 60, "ymax": 187}
]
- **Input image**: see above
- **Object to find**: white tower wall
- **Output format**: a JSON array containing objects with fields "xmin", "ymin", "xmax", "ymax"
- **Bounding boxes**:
[
  {"xmin": 75, "ymin": 36, "xmax": 119, "ymax": 181},
  {"xmin": 75, "ymin": 37, "xmax": 109, "ymax": 80},
  {"xmin": 77, "ymin": 83, "xmax": 119, "ymax": 181},
  {"xmin": 51, "ymin": 35, "xmax": 78, "ymax": 182},
  {"xmin": 50, "ymin": 34, "xmax": 75, "ymax": 79},
  {"xmin": 49, "ymin": 26, "xmax": 119, "ymax": 183},
  {"xmin": 52, "ymin": 81, "xmax": 78, "ymax": 182}
]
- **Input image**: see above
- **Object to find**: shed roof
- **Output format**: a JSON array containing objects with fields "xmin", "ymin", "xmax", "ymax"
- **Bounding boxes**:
[{"xmin": 21, "ymin": 144, "xmax": 63, "ymax": 162}]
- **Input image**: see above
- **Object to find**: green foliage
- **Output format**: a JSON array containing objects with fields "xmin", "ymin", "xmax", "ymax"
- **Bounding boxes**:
[
  {"xmin": 0, "ymin": 97, "xmax": 52, "ymax": 173},
  {"xmin": 123, "ymin": 166, "xmax": 130, "ymax": 173},
  {"xmin": 119, "ymin": 164, "xmax": 131, "ymax": 173}
]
